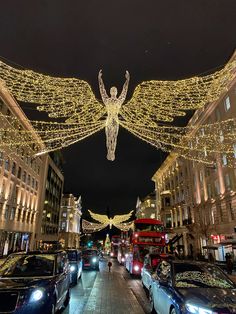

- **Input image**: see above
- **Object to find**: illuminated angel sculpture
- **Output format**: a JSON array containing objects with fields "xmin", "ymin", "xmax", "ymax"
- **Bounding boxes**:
[
  {"xmin": 0, "ymin": 54, "xmax": 236, "ymax": 165},
  {"xmin": 81, "ymin": 209, "xmax": 133, "ymax": 233},
  {"xmin": 88, "ymin": 209, "xmax": 133, "ymax": 229},
  {"xmin": 98, "ymin": 69, "xmax": 129, "ymax": 161}
]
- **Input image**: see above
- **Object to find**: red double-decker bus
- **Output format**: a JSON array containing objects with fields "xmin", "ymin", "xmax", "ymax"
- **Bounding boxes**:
[
  {"xmin": 110, "ymin": 235, "xmax": 120, "ymax": 258},
  {"xmin": 125, "ymin": 218, "xmax": 166, "ymax": 275}
]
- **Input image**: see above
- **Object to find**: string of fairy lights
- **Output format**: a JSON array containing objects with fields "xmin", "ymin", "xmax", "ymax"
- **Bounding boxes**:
[
  {"xmin": 81, "ymin": 210, "xmax": 134, "ymax": 233},
  {"xmin": 0, "ymin": 55, "xmax": 236, "ymax": 165}
]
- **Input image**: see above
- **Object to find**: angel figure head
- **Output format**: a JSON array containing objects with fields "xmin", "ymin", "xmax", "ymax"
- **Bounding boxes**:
[{"xmin": 110, "ymin": 86, "xmax": 118, "ymax": 99}]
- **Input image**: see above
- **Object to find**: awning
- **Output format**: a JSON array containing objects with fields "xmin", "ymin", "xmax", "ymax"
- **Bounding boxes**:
[{"xmin": 202, "ymin": 245, "xmax": 220, "ymax": 250}]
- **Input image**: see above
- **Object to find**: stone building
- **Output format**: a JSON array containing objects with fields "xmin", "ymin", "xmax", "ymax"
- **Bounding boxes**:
[
  {"xmin": 0, "ymin": 82, "xmax": 46, "ymax": 255},
  {"xmin": 152, "ymin": 52, "xmax": 236, "ymax": 261},
  {"xmin": 135, "ymin": 192, "xmax": 157, "ymax": 219},
  {"xmin": 59, "ymin": 194, "xmax": 82, "ymax": 248}
]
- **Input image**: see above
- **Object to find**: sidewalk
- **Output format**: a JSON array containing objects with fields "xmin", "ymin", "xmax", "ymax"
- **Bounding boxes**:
[{"xmin": 83, "ymin": 270, "xmax": 145, "ymax": 314}]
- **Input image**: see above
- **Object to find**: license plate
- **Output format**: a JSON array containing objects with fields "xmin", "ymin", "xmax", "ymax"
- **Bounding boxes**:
[{"xmin": 84, "ymin": 263, "xmax": 90, "ymax": 266}]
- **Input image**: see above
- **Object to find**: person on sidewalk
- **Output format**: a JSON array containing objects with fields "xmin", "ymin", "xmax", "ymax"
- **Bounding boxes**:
[
  {"xmin": 108, "ymin": 260, "xmax": 112, "ymax": 272},
  {"xmin": 226, "ymin": 253, "xmax": 233, "ymax": 275}
]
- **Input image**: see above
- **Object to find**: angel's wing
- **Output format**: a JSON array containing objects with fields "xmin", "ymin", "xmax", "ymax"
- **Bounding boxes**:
[
  {"xmin": 0, "ymin": 60, "xmax": 106, "ymax": 121},
  {"xmin": 120, "ymin": 59, "xmax": 236, "ymax": 125},
  {"xmin": 82, "ymin": 219, "xmax": 108, "ymax": 233},
  {"xmin": 88, "ymin": 210, "xmax": 110, "ymax": 224},
  {"xmin": 113, "ymin": 221, "xmax": 134, "ymax": 231},
  {"xmin": 0, "ymin": 111, "xmax": 105, "ymax": 156},
  {"xmin": 120, "ymin": 118, "xmax": 236, "ymax": 166},
  {"xmin": 111, "ymin": 211, "xmax": 133, "ymax": 224}
]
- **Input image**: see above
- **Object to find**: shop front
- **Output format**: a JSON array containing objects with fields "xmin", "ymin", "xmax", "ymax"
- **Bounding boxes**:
[{"xmin": 0, "ymin": 230, "xmax": 31, "ymax": 256}]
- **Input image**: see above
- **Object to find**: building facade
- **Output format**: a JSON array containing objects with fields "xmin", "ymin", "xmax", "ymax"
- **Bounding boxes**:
[
  {"xmin": 36, "ymin": 152, "xmax": 64, "ymax": 248},
  {"xmin": 59, "ymin": 194, "xmax": 82, "ymax": 248},
  {"xmin": 0, "ymin": 82, "xmax": 46, "ymax": 255},
  {"xmin": 153, "ymin": 53, "xmax": 236, "ymax": 261},
  {"xmin": 135, "ymin": 192, "xmax": 157, "ymax": 219}
]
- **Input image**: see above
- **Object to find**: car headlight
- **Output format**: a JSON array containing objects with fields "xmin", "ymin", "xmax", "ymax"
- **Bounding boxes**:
[
  {"xmin": 30, "ymin": 289, "xmax": 44, "ymax": 302},
  {"xmin": 134, "ymin": 265, "xmax": 140, "ymax": 272},
  {"xmin": 186, "ymin": 303, "xmax": 213, "ymax": 314},
  {"xmin": 70, "ymin": 265, "xmax": 76, "ymax": 272},
  {"xmin": 92, "ymin": 257, "xmax": 97, "ymax": 263}
]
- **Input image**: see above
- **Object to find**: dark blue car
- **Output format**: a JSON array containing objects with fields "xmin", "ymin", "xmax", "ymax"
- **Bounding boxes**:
[
  {"xmin": 0, "ymin": 251, "xmax": 70, "ymax": 314},
  {"xmin": 149, "ymin": 260, "xmax": 236, "ymax": 314}
]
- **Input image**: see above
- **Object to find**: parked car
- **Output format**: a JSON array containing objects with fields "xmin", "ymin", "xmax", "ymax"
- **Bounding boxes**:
[
  {"xmin": 66, "ymin": 248, "xmax": 82, "ymax": 284},
  {"xmin": 82, "ymin": 249, "xmax": 99, "ymax": 270},
  {"xmin": 149, "ymin": 260, "xmax": 236, "ymax": 314},
  {"xmin": 141, "ymin": 253, "xmax": 173, "ymax": 292},
  {"xmin": 0, "ymin": 250, "xmax": 70, "ymax": 314}
]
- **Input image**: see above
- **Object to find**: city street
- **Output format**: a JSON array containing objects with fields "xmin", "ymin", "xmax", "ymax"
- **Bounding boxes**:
[{"xmin": 62, "ymin": 257, "xmax": 150, "ymax": 314}]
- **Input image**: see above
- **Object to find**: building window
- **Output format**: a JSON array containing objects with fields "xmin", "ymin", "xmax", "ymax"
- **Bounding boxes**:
[
  {"xmin": 228, "ymin": 202, "xmax": 235, "ymax": 221},
  {"xmin": 31, "ymin": 213, "xmax": 35, "ymax": 224},
  {"xmin": 4, "ymin": 158, "xmax": 10, "ymax": 171},
  {"xmin": 17, "ymin": 167, "xmax": 22, "ymax": 179},
  {"xmin": 217, "ymin": 203, "xmax": 223, "ymax": 222},
  {"xmin": 22, "ymin": 210, "xmax": 26, "ymax": 222},
  {"xmin": 0, "ymin": 151, "xmax": 3, "ymax": 166},
  {"xmin": 4, "ymin": 205, "xmax": 9, "ymax": 220},
  {"xmin": 11, "ymin": 162, "xmax": 16, "ymax": 175},
  {"xmin": 27, "ymin": 175, "xmax": 31, "ymax": 185},
  {"xmin": 22, "ymin": 171, "xmax": 26, "ymax": 183},
  {"xmin": 214, "ymin": 180, "xmax": 220, "ymax": 195},
  {"xmin": 224, "ymin": 96, "xmax": 231, "ymax": 111},
  {"xmin": 222, "ymin": 155, "xmax": 227, "ymax": 166},
  {"xmin": 61, "ymin": 221, "xmax": 66, "ymax": 230},
  {"xmin": 211, "ymin": 209, "xmax": 215, "ymax": 224},
  {"xmin": 10, "ymin": 207, "xmax": 16, "ymax": 220},
  {"xmin": 225, "ymin": 173, "xmax": 231, "ymax": 189},
  {"xmin": 0, "ymin": 98, "xmax": 4, "ymax": 111},
  {"xmin": 17, "ymin": 208, "xmax": 22, "ymax": 221}
]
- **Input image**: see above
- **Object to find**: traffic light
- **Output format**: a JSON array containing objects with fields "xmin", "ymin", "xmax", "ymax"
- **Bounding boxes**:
[{"xmin": 87, "ymin": 241, "xmax": 93, "ymax": 248}]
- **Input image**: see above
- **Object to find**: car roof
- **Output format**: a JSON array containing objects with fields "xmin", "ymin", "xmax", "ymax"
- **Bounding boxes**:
[
  {"xmin": 10, "ymin": 250, "xmax": 66, "ymax": 256},
  {"xmin": 171, "ymin": 260, "xmax": 213, "ymax": 267}
]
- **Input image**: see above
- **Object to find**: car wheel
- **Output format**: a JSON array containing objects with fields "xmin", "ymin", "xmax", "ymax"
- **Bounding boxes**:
[
  {"xmin": 73, "ymin": 275, "xmax": 78, "ymax": 285},
  {"xmin": 47, "ymin": 300, "xmax": 56, "ymax": 314},
  {"xmin": 149, "ymin": 288, "xmax": 157, "ymax": 314},
  {"xmin": 170, "ymin": 307, "xmax": 177, "ymax": 314},
  {"xmin": 63, "ymin": 289, "xmax": 70, "ymax": 308}
]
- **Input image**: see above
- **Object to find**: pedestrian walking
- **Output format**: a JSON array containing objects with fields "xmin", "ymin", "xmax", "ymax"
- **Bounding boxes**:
[
  {"xmin": 108, "ymin": 260, "xmax": 112, "ymax": 272},
  {"xmin": 225, "ymin": 253, "xmax": 233, "ymax": 275}
]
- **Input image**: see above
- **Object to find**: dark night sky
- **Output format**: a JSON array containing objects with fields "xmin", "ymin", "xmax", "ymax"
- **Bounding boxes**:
[{"xmin": 0, "ymin": 0, "xmax": 236, "ymax": 220}]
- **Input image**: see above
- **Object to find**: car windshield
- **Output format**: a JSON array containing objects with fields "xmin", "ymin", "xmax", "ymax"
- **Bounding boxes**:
[
  {"xmin": 67, "ymin": 251, "xmax": 77, "ymax": 261},
  {"xmin": 174, "ymin": 263, "xmax": 234, "ymax": 289},
  {"xmin": 82, "ymin": 250, "xmax": 98, "ymax": 256},
  {"xmin": 0, "ymin": 254, "xmax": 55, "ymax": 277},
  {"xmin": 135, "ymin": 223, "xmax": 164, "ymax": 232}
]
